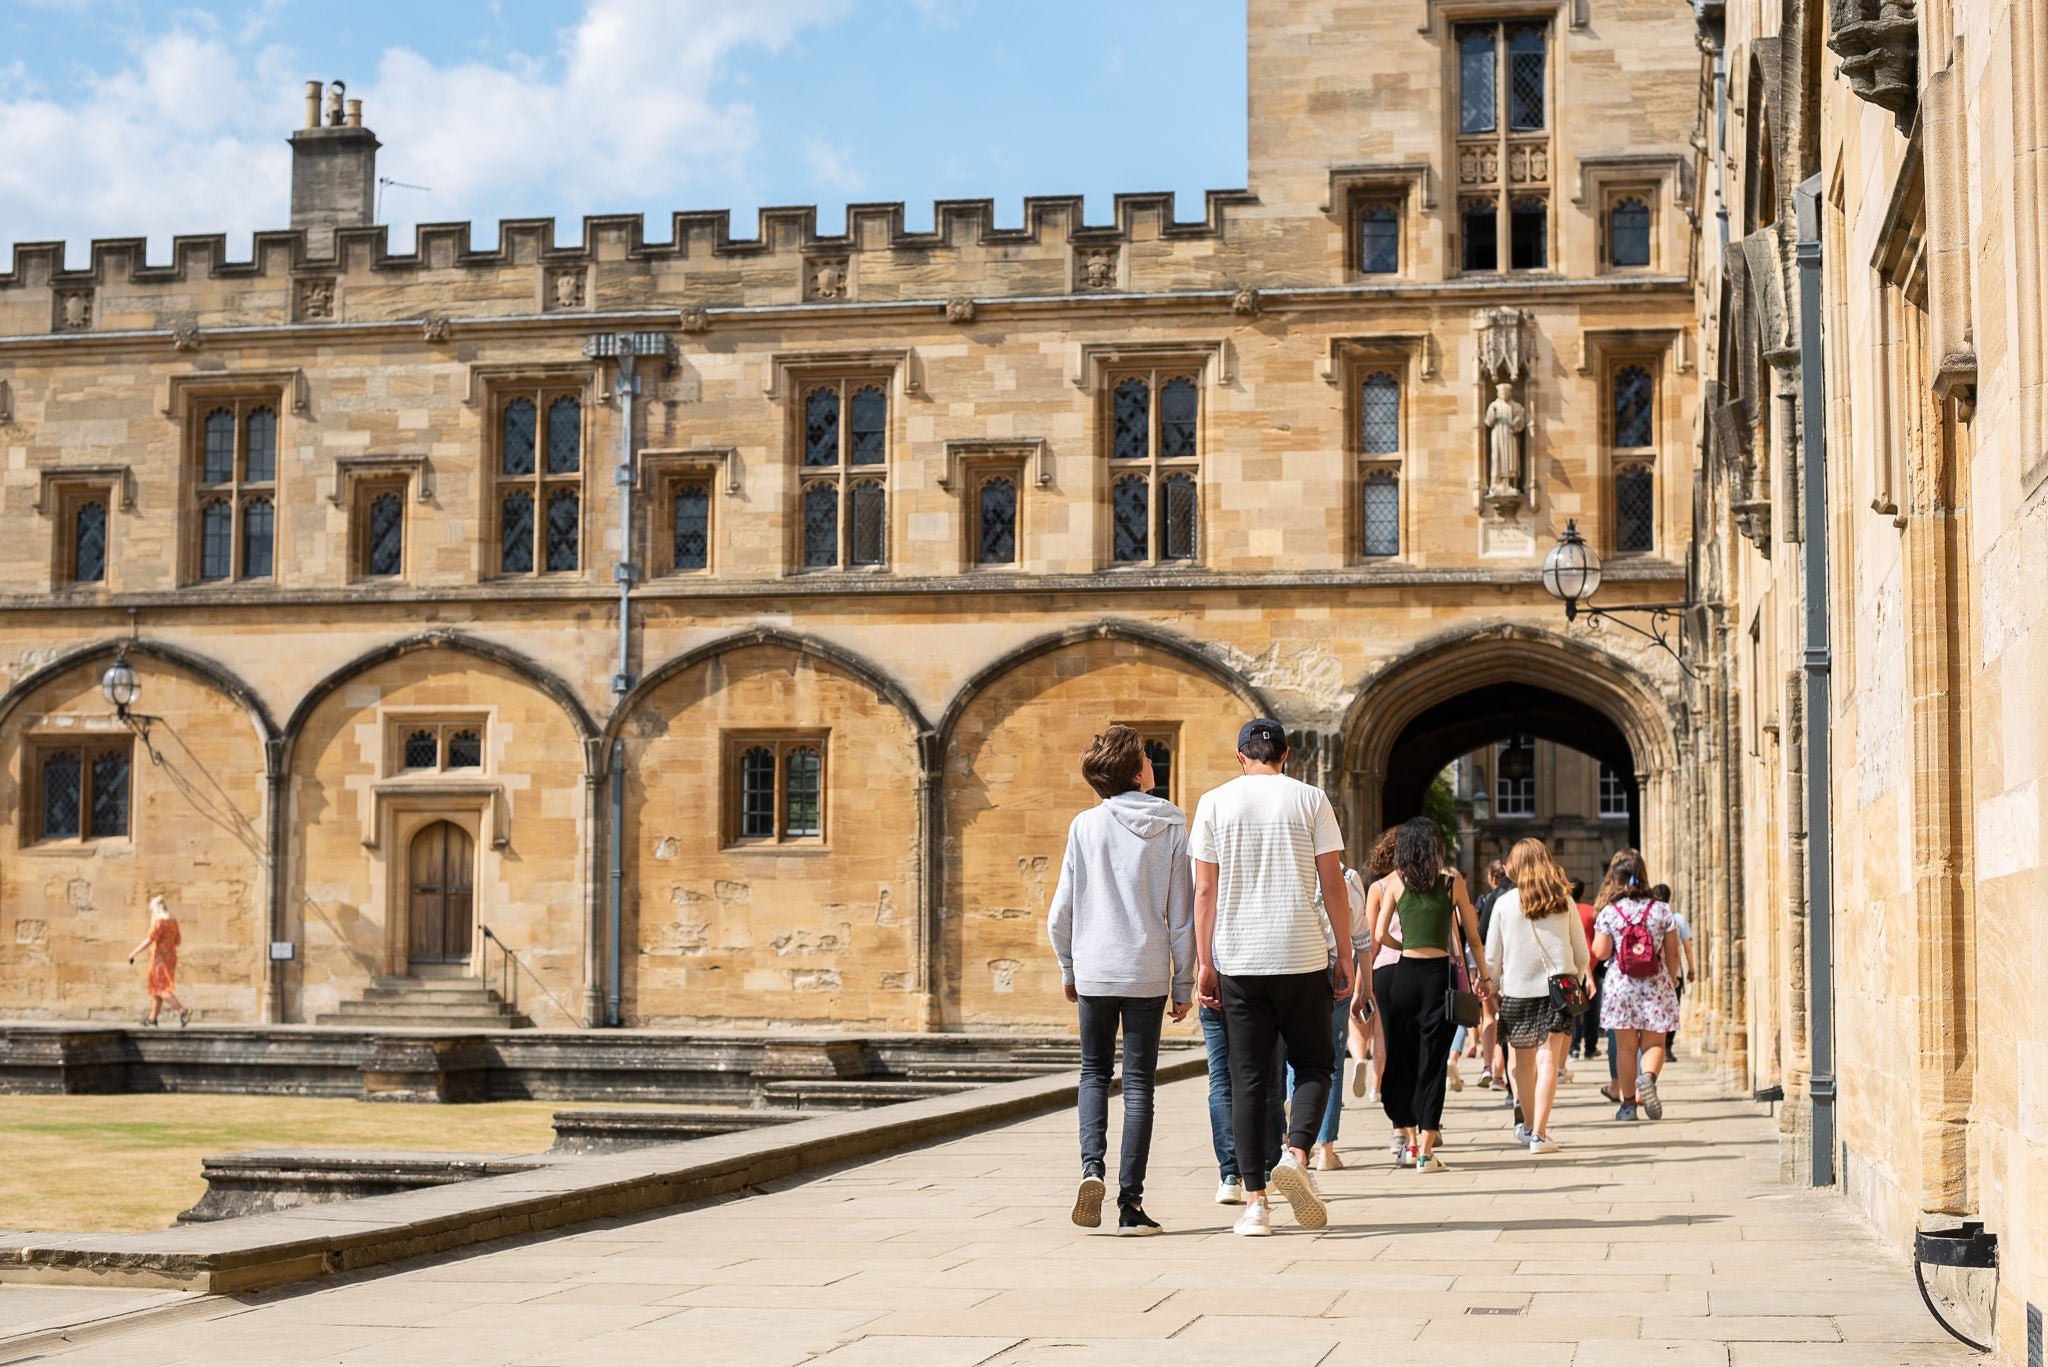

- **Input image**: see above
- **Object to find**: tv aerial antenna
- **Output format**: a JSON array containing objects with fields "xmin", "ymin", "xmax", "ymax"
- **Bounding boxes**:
[{"xmin": 376, "ymin": 176, "xmax": 433, "ymax": 219}]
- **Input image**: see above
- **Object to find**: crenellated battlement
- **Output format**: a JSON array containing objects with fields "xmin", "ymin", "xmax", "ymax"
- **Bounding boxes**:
[{"xmin": 0, "ymin": 189, "xmax": 1256, "ymax": 291}]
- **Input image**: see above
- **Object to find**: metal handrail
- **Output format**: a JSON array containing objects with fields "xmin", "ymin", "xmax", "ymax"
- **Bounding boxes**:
[{"xmin": 476, "ymin": 924, "xmax": 578, "ymax": 1026}]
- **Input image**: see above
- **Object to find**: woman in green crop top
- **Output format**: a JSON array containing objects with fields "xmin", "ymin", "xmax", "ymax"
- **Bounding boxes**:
[{"xmin": 1360, "ymin": 818, "xmax": 1492, "ymax": 1172}]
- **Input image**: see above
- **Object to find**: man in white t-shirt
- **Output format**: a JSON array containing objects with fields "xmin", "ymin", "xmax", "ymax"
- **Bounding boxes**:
[{"xmin": 1192, "ymin": 718, "xmax": 1353, "ymax": 1236}]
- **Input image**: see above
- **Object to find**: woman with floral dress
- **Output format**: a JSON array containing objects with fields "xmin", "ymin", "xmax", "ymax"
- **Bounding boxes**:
[
  {"xmin": 1590, "ymin": 850, "xmax": 1680, "ymax": 1121},
  {"xmin": 128, "ymin": 896, "xmax": 189, "ymax": 1027}
]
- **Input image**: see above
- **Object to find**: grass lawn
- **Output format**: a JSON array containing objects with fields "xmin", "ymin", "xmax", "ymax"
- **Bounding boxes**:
[{"xmin": 0, "ymin": 1094, "xmax": 564, "ymax": 1233}]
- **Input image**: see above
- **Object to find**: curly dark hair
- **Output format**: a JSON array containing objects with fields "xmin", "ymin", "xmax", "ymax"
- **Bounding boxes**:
[
  {"xmin": 1366, "ymin": 826, "xmax": 1400, "ymax": 879},
  {"xmin": 1393, "ymin": 816, "xmax": 1446, "ymax": 893}
]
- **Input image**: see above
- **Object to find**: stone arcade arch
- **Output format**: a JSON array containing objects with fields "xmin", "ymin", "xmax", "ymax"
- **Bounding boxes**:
[
  {"xmin": 280, "ymin": 632, "xmax": 599, "ymax": 1024},
  {"xmin": 936, "ymin": 622, "xmax": 1272, "ymax": 1028},
  {"xmin": 615, "ymin": 631, "xmax": 931, "ymax": 1030},
  {"xmin": 0, "ymin": 639, "xmax": 279, "ymax": 1020},
  {"xmin": 1342, "ymin": 624, "xmax": 1684, "ymax": 878}
]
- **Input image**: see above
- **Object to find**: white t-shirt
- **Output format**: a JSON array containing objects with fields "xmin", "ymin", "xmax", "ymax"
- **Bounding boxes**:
[{"xmin": 1189, "ymin": 773, "xmax": 1345, "ymax": 976}]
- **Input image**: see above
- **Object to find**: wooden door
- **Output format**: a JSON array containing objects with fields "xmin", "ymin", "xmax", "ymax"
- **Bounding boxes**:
[{"xmin": 407, "ymin": 821, "xmax": 475, "ymax": 964}]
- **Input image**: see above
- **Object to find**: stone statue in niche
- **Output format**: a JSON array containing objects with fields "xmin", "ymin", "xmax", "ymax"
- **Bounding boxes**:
[{"xmin": 1484, "ymin": 382, "xmax": 1528, "ymax": 497}]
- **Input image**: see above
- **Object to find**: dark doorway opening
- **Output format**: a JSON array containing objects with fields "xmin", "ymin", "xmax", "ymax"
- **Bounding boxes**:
[{"xmin": 1379, "ymin": 681, "xmax": 1640, "ymax": 886}]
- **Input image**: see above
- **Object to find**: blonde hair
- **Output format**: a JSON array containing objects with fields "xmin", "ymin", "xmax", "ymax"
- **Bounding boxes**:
[
  {"xmin": 149, "ymin": 895, "xmax": 171, "ymax": 920},
  {"xmin": 1505, "ymin": 838, "xmax": 1573, "ymax": 921}
]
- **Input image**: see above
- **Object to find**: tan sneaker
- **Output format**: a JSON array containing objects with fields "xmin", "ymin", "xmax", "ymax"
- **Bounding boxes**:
[{"xmin": 1269, "ymin": 1152, "xmax": 1328, "ymax": 1230}]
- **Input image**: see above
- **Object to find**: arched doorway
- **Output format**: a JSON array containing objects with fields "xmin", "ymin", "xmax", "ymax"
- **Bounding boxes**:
[
  {"xmin": 408, "ymin": 821, "xmax": 475, "ymax": 965},
  {"xmin": 1344, "ymin": 626, "xmax": 1680, "ymax": 889}
]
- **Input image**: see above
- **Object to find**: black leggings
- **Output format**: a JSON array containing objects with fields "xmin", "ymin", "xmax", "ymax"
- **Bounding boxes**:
[
  {"xmin": 1379, "ymin": 956, "xmax": 1454, "ymax": 1133},
  {"xmin": 1218, "ymin": 968, "xmax": 1336, "ymax": 1191}
]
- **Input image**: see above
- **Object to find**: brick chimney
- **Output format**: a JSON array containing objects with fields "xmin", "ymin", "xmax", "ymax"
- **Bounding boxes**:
[{"xmin": 290, "ymin": 80, "xmax": 378, "ymax": 256}]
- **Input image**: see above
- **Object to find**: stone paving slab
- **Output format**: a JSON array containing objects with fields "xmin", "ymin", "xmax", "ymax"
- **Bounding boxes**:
[{"xmin": 5, "ymin": 1060, "xmax": 1980, "ymax": 1365}]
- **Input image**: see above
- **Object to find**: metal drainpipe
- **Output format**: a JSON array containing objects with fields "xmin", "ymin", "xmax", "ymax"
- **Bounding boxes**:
[
  {"xmin": 1794, "ymin": 175, "xmax": 1837, "ymax": 1186},
  {"xmin": 609, "ymin": 738, "xmax": 625, "ymax": 1028}
]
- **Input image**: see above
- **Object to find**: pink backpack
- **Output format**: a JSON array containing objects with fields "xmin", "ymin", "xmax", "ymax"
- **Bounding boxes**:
[{"xmin": 1615, "ymin": 903, "xmax": 1662, "ymax": 979}]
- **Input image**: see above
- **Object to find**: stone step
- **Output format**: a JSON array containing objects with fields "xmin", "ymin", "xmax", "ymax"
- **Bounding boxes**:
[
  {"xmin": 368, "ymin": 977, "xmax": 497, "ymax": 994},
  {"xmin": 359, "ymin": 988, "xmax": 505, "ymax": 1006},
  {"xmin": 324, "ymin": 999, "xmax": 519, "ymax": 1019},
  {"xmin": 760, "ymin": 1078, "xmax": 978, "ymax": 1110},
  {"xmin": 311, "ymin": 1012, "xmax": 532, "ymax": 1030}
]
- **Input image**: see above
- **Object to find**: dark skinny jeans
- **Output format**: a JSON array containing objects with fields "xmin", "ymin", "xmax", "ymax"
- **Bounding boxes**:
[
  {"xmin": 1218, "ymin": 968, "xmax": 1336, "ymax": 1194},
  {"xmin": 1077, "ymin": 994, "xmax": 1167, "ymax": 1205}
]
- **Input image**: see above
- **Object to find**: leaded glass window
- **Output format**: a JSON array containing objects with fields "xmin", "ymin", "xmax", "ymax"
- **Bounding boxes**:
[
  {"xmin": 1614, "ymin": 365, "xmax": 1656, "ymax": 448},
  {"xmin": 849, "ymin": 387, "xmax": 887, "ymax": 465},
  {"xmin": 1106, "ymin": 365, "xmax": 1201, "ymax": 566},
  {"xmin": 404, "ymin": 730, "xmax": 439, "ymax": 769},
  {"xmin": 366, "ymin": 492, "xmax": 403, "ymax": 577},
  {"xmin": 1458, "ymin": 27, "xmax": 1496, "ymax": 134},
  {"xmin": 1615, "ymin": 463, "xmax": 1656, "ymax": 554},
  {"xmin": 545, "ymin": 490, "xmax": 580, "ymax": 571},
  {"xmin": 804, "ymin": 389, "xmax": 840, "ymax": 467},
  {"xmin": 728, "ymin": 737, "xmax": 827, "ymax": 845},
  {"xmin": 978, "ymin": 476, "xmax": 1017, "ymax": 565},
  {"xmin": 501, "ymin": 492, "xmax": 535, "ymax": 574},
  {"xmin": 1362, "ymin": 469, "xmax": 1400, "ymax": 558},
  {"xmin": 1360, "ymin": 372, "xmax": 1401, "ymax": 454},
  {"xmin": 1507, "ymin": 25, "xmax": 1546, "ymax": 131},
  {"xmin": 446, "ymin": 730, "xmax": 482, "ymax": 769},
  {"xmin": 784, "ymin": 748, "xmax": 823, "ymax": 838},
  {"xmin": 243, "ymin": 408, "xmax": 277, "ymax": 482},
  {"xmin": 73, "ymin": 499, "xmax": 107, "ymax": 584},
  {"xmin": 795, "ymin": 377, "xmax": 890, "ymax": 569},
  {"xmin": 189, "ymin": 395, "xmax": 279, "ymax": 583},
  {"xmin": 546, "ymin": 397, "xmax": 581, "ymax": 474},
  {"xmin": 89, "ymin": 751, "xmax": 129, "ymax": 837},
  {"xmin": 1457, "ymin": 22, "xmax": 1551, "ymax": 276},
  {"xmin": 739, "ymin": 747, "xmax": 776, "ymax": 838},
  {"xmin": 803, "ymin": 482, "xmax": 839, "ymax": 568},
  {"xmin": 1112, "ymin": 475, "xmax": 1149, "ymax": 564},
  {"xmin": 199, "ymin": 500, "xmax": 233, "ymax": 581},
  {"xmin": 41, "ymin": 751, "xmax": 81, "ymax": 839},
  {"xmin": 1462, "ymin": 197, "xmax": 1499, "ymax": 272},
  {"xmin": 1610, "ymin": 197, "xmax": 1651, "ymax": 267},
  {"xmin": 35, "ymin": 744, "xmax": 132, "ymax": 842},
  {"xmin": 1359, "ymin": 204, "xmax": 1399, "ymax": 275},
  {"xmin": 502, "ymin": 400, "xmax": 538, "ymax": 476},
  {"xmin": 850, "ymin": 480, "xmax": 886, "ymax": 567},
  {"xmin": 241, "ymin": 498, "xmax": 274, "ymax": 580},
  {"xmin": 673, "ymin": 480, "xmax": 710, "ymax": 571},
  {"xmin": 1113, "ymin": 378, "xmax": 1150, "ymax": 462},
  {"xmin": 495, "ymin": 386, "xmax": 583, "ymax": 575},
  {"xmin": 1160, "ymin": 473, "xmax": 1198, "ymax": 561},
  {"xmin": 202, "ymin": 410, "xmax": 235, "ymax": 485}
]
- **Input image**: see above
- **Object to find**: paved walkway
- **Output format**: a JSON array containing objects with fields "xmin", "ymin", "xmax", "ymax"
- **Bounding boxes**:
[{"xmin": 5, "ymin": 1060, "xmax": 1970, "ymax": 1366}]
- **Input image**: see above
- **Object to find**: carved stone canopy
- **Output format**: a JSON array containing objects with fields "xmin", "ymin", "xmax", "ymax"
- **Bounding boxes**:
[
  {"xmin": 1827, "ymin": 0, "xmax": 1919, "ymax": 130},
  {"xmin": 1476, "ymin": 307, "xmax": 1531, "ymax": 382}
]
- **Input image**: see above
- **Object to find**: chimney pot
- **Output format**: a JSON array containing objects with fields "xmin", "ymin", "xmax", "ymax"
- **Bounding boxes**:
[
  {"xmin": 326, "ymin": 80, "xmax": 345, "ymax": 127},
  {"xmin": 345, "ymin": 99, "xmax": 362, "ymax": 127},
  {"xmin": 303, "ymin": 80, "xmax": 322, "ymax": 129}
]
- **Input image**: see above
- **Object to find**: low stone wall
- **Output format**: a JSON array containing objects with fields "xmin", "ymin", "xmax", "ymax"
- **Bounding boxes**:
[
  {"xmin": 178, "ymin": 1151, "xmax": 546, "ymax": 1223},
  {"xmin": 0, "ymin": 1025, "xmax": 1078, "ymax": 1104}
]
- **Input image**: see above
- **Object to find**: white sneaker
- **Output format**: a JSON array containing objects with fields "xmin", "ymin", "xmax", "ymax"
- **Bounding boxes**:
[
  {"xmin": 1214, "ymin": 1177, "xmax": 1244, "ymax": 1205},
  {"xmin": 1232, "ymin": 1203, "xmax": 1273, "ymax": 1236},
  {"xmin": 1560, "ymin": 1067, "xmax": 1575, "ymax": 1085},
  {"xmin": 1269, "ymin": 1152, "xmax": 1327, "ymax": 1230},
  {"xmin": 1415, "ymin": 1152, "xmax": 1451, "ymax": 1174},
  {"xmin": 1530, "ymin": 1135, "xmax": 1559, "ymax": 1154},
  {"xmin": 1347, "ymin": 1056, "xmax": 1371, "ymax": 1099},
  {"xmin": 1390, "ymin": 1133, "xmax": 1409, "ymax": 1165},
  {"xmin": 1446, "ymin": 1057, "xmax": 1465, "ymax": 1092}
]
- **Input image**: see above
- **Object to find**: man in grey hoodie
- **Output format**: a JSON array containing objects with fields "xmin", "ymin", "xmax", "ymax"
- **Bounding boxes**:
[{"xmin": 1049, "ymin": 724, "xmax": 1196, "ymax": 1236}]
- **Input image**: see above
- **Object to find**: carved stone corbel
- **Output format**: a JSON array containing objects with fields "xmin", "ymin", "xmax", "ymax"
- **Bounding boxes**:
[{"xmin": 1827, "ymin": 0, "xmax": 1920, "ymax": 130}]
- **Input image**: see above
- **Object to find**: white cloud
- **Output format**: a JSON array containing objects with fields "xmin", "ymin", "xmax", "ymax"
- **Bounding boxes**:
[
  {"xmin": 802, "ymin": 136, "xmax": 865, "ymax": 195},
  {"xmin": 0, "ymin": 0, "xmax": 851, "ymax": 260}
]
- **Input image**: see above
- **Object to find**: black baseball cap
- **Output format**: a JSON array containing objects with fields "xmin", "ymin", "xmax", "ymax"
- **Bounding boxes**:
[{"xmin": 1237, "ymin": 718, "xmax": 1287, "ymax": 751}]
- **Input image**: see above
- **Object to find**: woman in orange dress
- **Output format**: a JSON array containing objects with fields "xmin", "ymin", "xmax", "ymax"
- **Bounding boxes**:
[{"xmin": 128, "ymin": 896, "xmax": 189, "ymax": 1027}]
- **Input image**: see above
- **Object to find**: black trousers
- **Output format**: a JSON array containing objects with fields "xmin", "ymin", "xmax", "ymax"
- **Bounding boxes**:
[
  {"xmin": 1218, "ymin": 968, "xmax": 1336, "ymax": 1191},
  {"xmin": 1378, "ymin": 956, "xmax": 1454, "ymax": 1133},
  {"xmin": 1574, "ymin": 963, "xmax": 1608, "ymax": 1056}
]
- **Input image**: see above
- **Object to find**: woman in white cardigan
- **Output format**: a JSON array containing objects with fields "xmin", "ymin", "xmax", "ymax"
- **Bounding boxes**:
[{"xmin": 1484, "ymin": 838, "xmax": 1593, "ymax": 1154}]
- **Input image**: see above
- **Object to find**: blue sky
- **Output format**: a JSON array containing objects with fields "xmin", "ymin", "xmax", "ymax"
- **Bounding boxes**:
[{"xmin": 0, "ymin": 0, "xmax": 1248, "ymax": 260}]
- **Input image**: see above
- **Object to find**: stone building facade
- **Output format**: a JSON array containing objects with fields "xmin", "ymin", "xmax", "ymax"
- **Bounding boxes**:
[
  {"xmin": 1689, "ymin": 0, "xmax": 2048, "ymax": 1358},
  {"xmin": 0, "ymin": 1, "xmax": 1702, "ymax": 1035}
]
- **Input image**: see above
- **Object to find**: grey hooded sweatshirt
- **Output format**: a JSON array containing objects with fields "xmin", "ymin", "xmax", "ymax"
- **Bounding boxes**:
[{"xmin": 1047, "ymin": 791, "xmax": 1197, "ymax": 1001}]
